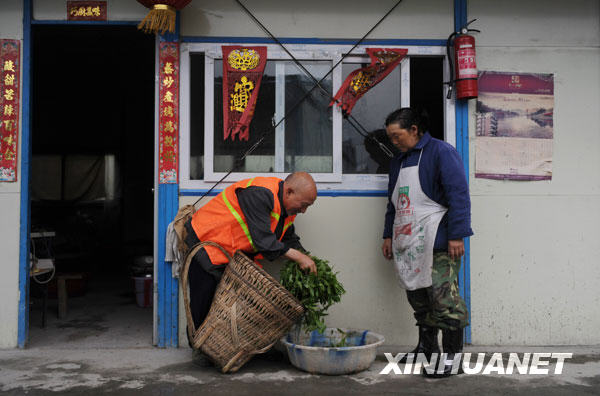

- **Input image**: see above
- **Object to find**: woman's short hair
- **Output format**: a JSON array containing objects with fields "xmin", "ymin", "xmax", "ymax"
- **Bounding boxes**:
[{"xmin": 384, "ymin": 107, "xmax": 430, "ymax": 136}]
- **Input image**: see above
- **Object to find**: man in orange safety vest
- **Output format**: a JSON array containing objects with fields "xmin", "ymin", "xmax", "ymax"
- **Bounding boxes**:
[{"xmin": 183, "ymin": 172, "xmax": 317, "ymax": 365}]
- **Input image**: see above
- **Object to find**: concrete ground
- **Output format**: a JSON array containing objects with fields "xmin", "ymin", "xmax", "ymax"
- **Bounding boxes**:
[
  {"xmin": 1, "ymin": 345, "xmax": 599, "ymax": 395},
  {"xmin": 2, "ymin": 278, "xmax": 599, "ymax": 395}
]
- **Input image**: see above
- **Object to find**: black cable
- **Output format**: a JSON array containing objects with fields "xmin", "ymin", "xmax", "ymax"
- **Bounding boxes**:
[
  {"xmin": 445, "ymin": 31, "xmax": 457, "ymax": 100},
  {"xmin": 345, "ymin": 115, "xmax": 394, "ymax": 158},
  {"xmin": 236, "ymin": 0, "xmax": 398, "ymax": 159},
  {"xmin": 193, "ymin": 0, "xmax": 403, "ymax": 206}
]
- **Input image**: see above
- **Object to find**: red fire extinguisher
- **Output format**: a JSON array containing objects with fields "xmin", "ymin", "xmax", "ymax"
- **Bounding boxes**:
[{"xmin": 446, "ymin": 19, "xmax": 480, "ymax": 100}]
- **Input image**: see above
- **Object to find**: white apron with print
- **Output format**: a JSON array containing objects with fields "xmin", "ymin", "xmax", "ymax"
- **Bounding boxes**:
[{"xmin": 391, "ymin": 150, "xmax": 448, "ymax": 290}]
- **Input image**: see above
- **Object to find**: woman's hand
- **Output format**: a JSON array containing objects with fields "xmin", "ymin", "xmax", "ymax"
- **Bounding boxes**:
[
  {"xmin": 382, "ymin": 238, "xmax": 393, "ymax": 260},
  {"xmin": 448, "ymin": 239, "xmax": 465, "ymax": 260}
]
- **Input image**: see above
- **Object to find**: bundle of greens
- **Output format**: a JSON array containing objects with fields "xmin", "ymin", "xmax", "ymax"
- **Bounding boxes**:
[{"xmin": 280, "ymin": 254, "xmax": 345, "ymax": 334}]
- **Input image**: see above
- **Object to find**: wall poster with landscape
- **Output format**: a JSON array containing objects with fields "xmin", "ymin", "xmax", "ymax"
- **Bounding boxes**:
[{"xmin": 475, "ymin": 71, "xmax": 554, "ymax": 180}]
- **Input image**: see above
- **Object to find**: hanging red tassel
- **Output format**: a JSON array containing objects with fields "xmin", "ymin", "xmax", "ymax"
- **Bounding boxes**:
[{"xmin": 330, "ymin": 48, "xmax": 408, "ymax": 117}]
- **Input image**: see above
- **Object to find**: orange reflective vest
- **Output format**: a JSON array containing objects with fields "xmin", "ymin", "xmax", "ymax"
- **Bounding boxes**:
[{"xmin": 190, "ymin": 177, "xmax": 296, "ymax": 266}]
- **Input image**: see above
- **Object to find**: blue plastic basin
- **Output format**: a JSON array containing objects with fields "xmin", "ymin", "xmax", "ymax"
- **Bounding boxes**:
[{"xmin": 281, "ymin": 327, "xmax": 385, "ymax": 375}]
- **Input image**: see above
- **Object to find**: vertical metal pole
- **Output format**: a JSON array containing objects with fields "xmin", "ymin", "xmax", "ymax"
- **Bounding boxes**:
[
  {"xmin": 156, "ymin": 13, "xmax": 181, "ymax": 348},
  {"xmin": 18, "ymin": 0, "xmax": 33, "ymax": 348},
  {"xmin": 454, "ymin": 0, "xmax": 472, "ymax": 344},
  {"xmin": 274, "ymin": 62, "xmax": 286, "ymax": 172}
]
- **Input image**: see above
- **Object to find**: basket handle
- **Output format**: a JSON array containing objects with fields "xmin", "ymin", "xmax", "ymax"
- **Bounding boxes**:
[
  {"xmin": 221, "ymin": 340, "xmax": 279, "ymax": 373},
  {"xmin": 181, "ymin": 241, "xmax": 233, "ymax": 340}
]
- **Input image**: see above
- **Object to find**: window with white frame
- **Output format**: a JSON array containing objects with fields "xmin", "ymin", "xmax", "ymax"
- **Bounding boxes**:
[{"xmin": 180, "ymin": 43, "xmax": 454, "ymax": 191}]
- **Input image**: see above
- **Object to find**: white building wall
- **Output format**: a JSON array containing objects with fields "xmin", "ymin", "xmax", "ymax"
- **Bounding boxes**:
[
  {"xmin": 469, "ymin": 0, "xmax": 600, "ymax": 345},
  {"xmin": 0, "ymin": 0, "xmax": 23, "ymax": 348},
  {"xmin": 181, "ymin": 0, "xmax": 453, "ymax": 39}
]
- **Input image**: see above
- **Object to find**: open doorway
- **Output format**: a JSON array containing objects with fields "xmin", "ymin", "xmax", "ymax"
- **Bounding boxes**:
[{"xmin": 28, "ymin": 26, "xmax": 155, "ymax": 347}]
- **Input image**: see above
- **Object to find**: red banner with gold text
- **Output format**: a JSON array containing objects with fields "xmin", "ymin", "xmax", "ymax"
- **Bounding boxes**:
[
  {"xmin": 158, "ymin": 41, "xmax": 179, "ymax": 184},
  {"xmin": 330, "ymin": 48, "xmax": 408, "ymax": 117},
  {"xmin": 222, "ymin": 46, "xmax": 267, "ymax": 141},
  {"xmin": 0, "ymin": 39, "xmax": 20, "ymax": 182},
  {"xmin": 67, "ymin": 1, "xmax": 107, "ymax": 21}
]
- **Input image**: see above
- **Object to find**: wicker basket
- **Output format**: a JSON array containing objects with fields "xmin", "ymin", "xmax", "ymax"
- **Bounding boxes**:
[{"xmin": 181, "ymin": 241, "xmax": 305, "ymax": 373}]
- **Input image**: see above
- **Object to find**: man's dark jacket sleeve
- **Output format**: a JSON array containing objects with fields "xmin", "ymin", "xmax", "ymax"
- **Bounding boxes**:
[{"xmin": 236, "ymin": 186, "xmax": 303, "ymax": 260}]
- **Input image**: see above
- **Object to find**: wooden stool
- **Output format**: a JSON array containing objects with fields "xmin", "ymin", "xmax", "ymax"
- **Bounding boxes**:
[{"xmin": 57, "ymin": 273, "xmax": 84, "ymax": 319}]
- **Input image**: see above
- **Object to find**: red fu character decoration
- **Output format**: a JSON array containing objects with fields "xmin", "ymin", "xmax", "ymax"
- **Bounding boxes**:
[
  {"xmin": 222, "ymin": 46, "xmax": 267, "ymax": 141},
  {"xmin": 330, "ymin": 48, "xmax": 408, "ymax": 117},
  {"xmin": 136, "ymin": 0, "xmax": 191, "ymax": 34}
]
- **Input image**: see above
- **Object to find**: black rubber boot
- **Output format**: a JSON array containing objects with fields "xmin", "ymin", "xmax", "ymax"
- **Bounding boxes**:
[
  {"xmin": 399, "ymin": 325, "xmax": 440, "ymax": 363},
  {"xmin": 424, "ymin": 327, "xmax": 464, "ymax": 378}
]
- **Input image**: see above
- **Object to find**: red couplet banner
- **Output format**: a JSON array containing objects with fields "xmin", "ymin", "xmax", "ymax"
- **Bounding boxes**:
[
  {"xmin": 222, "ymin": 46, "xmax": 267, "ymax": 141},
  {"xmin": 330, "ymin": 48, "xmax": 408, "ymax": 117},
  {"xmin": 0, "ymin": 39, "xmax": 20, "ymax": 182},
  {"xmin": 158, "ymin": 41, "xmax": 179, "ymax": 184}
]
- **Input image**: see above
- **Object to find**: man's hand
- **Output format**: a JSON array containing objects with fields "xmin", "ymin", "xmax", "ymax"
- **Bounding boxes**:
[
  {"xmin": 448, "ymin": 239, "xmax": 465, "ymax": 260},
  {"xmin": 284, "ymin": 248, "xmax": 317, "ymax": 275},
  {"xmin": 382, "ymin": 238, "xmax": 393, "ymax": 260}
]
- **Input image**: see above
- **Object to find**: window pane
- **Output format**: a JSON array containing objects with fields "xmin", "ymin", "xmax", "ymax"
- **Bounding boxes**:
[
  {"xmin": 341, "ymin": 62, "xmax": 401, "ymax": 174},
  {"xmin": 214, "ymin": 60, "xmax": 275, "ymax": 173},
  {"xmin": 409, "ymin": 56, "xmax": 444, "ymax": 141},
  {"xmin": 283, "ymin": 61, "xmax": 333, "ymax": 173},
  {"xmin": 190, "ymin": 53, "xmax": 205, "ymax": 180},
  {"xmin": 213, "ymin": 59, "xmax": 333, "ymax": 174}
]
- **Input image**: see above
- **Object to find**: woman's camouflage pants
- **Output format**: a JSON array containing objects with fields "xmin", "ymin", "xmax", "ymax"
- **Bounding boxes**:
[{"xmin": 406, "ymin": 252, "xmax": 469, "ymax": 330}]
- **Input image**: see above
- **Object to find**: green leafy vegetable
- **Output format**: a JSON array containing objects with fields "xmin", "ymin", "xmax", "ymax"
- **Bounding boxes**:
[
  {"xmin": 280, "ymin": 254, "xmax": 345, "ymax": 334},
  {"xmin": 334, "ymin": 328, "xmax": 348, "ymax": 348}
]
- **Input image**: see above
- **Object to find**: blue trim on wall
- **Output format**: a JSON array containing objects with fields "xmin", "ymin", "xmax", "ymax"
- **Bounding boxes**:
[
  {"xmin": 182, "ymin": 36, "xmax": 447, "ymax": 46},
  {"xmin": 454, "ymin": 0, "xmax": 472, "ymax": 344},
  {"xmin": 157, "ymin": 184, "xmax": 179, "ymax": 347},
  {"xmin": 18, "ymin": 0, "xmax": 33, "ymax": 349},
  {"xmin": 179, "ymin": 189, "xmax": 221, "ymax": 197},
  {"xmin": 179, "ymin": 189, "xmax": 388, "ymax": 197},
  {"xmin": 31, "ymin": 20, "xmax": 139, "ymax": 25}
]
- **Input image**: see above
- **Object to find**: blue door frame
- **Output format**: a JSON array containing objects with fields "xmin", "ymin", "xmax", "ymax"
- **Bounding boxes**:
[
  {"xmin": 18, "ymin": 0, "xmax": 470, "ymax": 348},
  {"xmin": 155, "ymin": 24, "xmax": 181, "ymax": 348},
  {"xmin": 454, "ymin": 0, "xmax": 472, "ymax": 344},
  {"xmin": 17, "ymin": 0, "xmax": 180, "ymax": 347},
  {"xmin": 17, "ymin": 0, "xmax": 33, "ymax": 348}
]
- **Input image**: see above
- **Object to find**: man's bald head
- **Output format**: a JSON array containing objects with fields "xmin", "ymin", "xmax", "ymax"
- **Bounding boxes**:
[{"xmin": 282, "ymin": 172, "xmax": 317, "ymax": 215}]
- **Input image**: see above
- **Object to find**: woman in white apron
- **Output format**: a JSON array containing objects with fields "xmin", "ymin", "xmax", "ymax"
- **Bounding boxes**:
[{"xmin": 381, "ymin": 108, "xmax": 473, "ymax": 378}]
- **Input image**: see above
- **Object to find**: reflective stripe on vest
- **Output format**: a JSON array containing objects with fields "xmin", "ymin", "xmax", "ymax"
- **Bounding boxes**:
[
  {"xmin": 220, "ymin": 176, "xmax": 259, "ymax": 252},
  {"xmin": 282, "ymin": 220, "xmax": 293, "ymax": 236},
  {"xmin": 222, "ymin": 190, "xmax": 258, "ymax": 252}
]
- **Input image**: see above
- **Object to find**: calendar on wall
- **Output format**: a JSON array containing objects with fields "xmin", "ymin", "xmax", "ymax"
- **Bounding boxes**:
[{"xmin": 475, "ymin": 71, "xmax": 554, "ymax": 181}]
